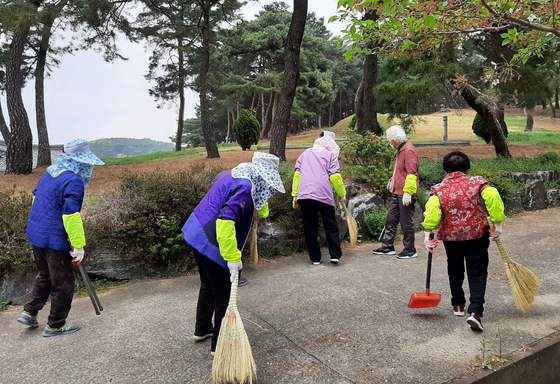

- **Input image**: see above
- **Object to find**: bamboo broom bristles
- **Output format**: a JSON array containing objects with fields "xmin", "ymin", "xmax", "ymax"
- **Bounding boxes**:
[
  {"xmin": 495, "ymin": 238, "xmax": 540, "ymax": 313},
  {"xmin": 342, "ymin": 204, "xmax": 358, "ymax": 246},
  {"xmin": 212, "ymin": 274, "xmax": 257, "ymax": 384}
]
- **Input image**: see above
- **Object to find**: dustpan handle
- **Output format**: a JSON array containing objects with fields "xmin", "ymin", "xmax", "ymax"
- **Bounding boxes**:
[{"xmin": 426, "ymin": 233, "xmax": 434, "ymax": 292}]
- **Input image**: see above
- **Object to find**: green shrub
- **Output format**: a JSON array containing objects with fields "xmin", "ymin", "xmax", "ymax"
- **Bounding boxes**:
[
  {"xmin": 348, "ymin": 114, "xmax": 356, "ymax": 130},
  {"xmin": 233, "ymin": 109, "xmax": 261, "ymax": 150},
  {"xmin": 340, "ymin": 131, "xmax": 394, "ymax": 195},
  {"xmin": 472, "ymin": 113, "xmax": 508, "ymax": 144},
  {"xmin": 87, "ymin": 166, "xmax": 219, "ymax": 273},
  {"xmin": 363, "ymin": 209, "xmax": 388, "ymax": 240},
  {"xmin": 0, "ymin": 191, "xmax": 33, "ymax": 276},
  {"xmin": 0, "ymin": 298, "xmax": 8, "ymax": 311}
]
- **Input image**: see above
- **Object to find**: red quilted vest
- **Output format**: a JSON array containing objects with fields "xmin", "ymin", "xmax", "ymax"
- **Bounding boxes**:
[{"xmin": 431, "ymin": 172, "xmax": 489, "ymax": 241}]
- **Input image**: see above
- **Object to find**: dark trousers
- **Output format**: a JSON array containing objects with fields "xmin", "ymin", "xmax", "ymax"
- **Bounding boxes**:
[
  {"xmin": 382, "ymin": 195, "xmax": 416, "ymax": 252},
  {"xmin": 24, "ymin": 247, "xmax": 75, "ymax": 328},
  {"xmin": 299, "ymin": 199, "xmax": 342, "ymax": 262},
  {"xmin": 443, "ymin": 236, "xmax": 490, "ymax": 316},
  {"xmin": 194, "ymin": 251, "xmax": 231, "ymax": 350}
]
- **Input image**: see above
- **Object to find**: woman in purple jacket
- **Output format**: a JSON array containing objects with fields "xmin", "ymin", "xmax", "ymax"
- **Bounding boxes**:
[{"xmin": 182, "ymin": 152, "xmax": 284, "ymax": 355}]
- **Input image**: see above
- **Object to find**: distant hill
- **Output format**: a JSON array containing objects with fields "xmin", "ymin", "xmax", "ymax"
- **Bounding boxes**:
[{"xmin": 89, "ymin": 138, "xmax": 173, "ymax": 160}]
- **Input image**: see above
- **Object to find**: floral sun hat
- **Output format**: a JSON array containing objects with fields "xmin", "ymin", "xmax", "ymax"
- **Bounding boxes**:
[
  {"xmin": 63, "ymin": 139, "xmax": 104, "ymax": 165},
  {"xmin": 231, "ymin": 152, "xmax": 285, "ymax": 210}
]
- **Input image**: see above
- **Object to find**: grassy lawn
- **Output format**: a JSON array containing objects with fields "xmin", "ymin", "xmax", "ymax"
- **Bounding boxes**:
[{"xmin": 507, "ymin": 131, "xmax": 560, "ymax": 145}]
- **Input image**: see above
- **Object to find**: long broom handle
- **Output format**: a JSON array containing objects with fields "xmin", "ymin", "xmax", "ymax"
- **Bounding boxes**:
[
  {"xmin": 226, "ymin": 216, "xmax": 255, "ymax": 308},
  {"xmin": 77, "ymin": 264, "xmax": 101, "ymax": 316},
  {"xmin": 425, "ymin": 233, "xmax": 435, "ymax": 293}
]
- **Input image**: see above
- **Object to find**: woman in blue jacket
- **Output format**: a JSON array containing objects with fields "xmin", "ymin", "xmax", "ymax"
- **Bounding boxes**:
[{"xmin": 17, "ymin": 139, "xmax": 104, "ymax": 337}]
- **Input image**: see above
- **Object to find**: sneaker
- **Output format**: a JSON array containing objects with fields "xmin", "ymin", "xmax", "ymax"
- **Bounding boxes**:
[
  {"xmin": 396, "ymin": 250, "xmax": 418, "ymax": 259},
  {"xmin": 193, "ymin": 332, "xmax": 213, "ymax": 342},
  {"xmin": 312, "ymin": 261, "xmax": 321, "ymax": 265},
  {"xmin": 453, "ymin": 305, "xmax": 465, "ymax": 317},
  {"xmin": 372, "ymin": 245, "xmax": 396, "ymax": 255},
  {"xmin": 238, "ymin": 276, "xmax": 249, "ymax": 287},
  {"xmin": 16, "ymin": 311, "xmax": 39, "ymax": 329},
  {"xmin": 210, "ymin": 350, "xmax": 215, "ymax": 357},
  {"xmin": 466, "ymin": 313, "xmax": 484, "ymax": 332},
  {"xmin": 42, "ymin": 324, "xmax": 80, "ymax": 337},
  {"xmin": 329, "ymin": 258, "xmax": 340, "ymax": 264}
]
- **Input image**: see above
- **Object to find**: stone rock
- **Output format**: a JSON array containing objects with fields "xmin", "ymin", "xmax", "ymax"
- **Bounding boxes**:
[
  {"xmin": 348, "ymin": 193, "xmax": 385, "ymax": 221},
  {"xmin": 346, "ymin": 182, "xmax": 371, "ymax": 199},
  {"xmin": 522, "ymin": 180, "xmax": 547, "ymax": 211},
  {"xmin": 506, "ymin": 192, "xmax": 524, "ymax": 214},
  {"xmin": 510, "ymin": 171, "xmax": 560, "ymax": 184},
  {"xmin": 546, "ymin": 189, "xmax": 560, "ymax": 207},
  {"xmin": 0, "ymin": 268, "xmax": 36, "ymax": 305},
  {"xmin": 87, "ymin": 248, "xmax": 146, "ymax": 281}
]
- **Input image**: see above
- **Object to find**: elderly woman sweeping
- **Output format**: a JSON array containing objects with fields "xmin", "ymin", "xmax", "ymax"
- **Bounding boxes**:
[
  {"xmin": 183, "ymin": 152, "xmax": 284, "ymax": 355},
  {"xmin": 292, "ymin": 130, "xmax": 346, "ymax": 265},
  {"xmin": 422, "ymin": 151, "xmax": 506, "ymax": 332},
  {"xmin": 18, "ymin": 139, "xmax": 104, "ymax": 337},
  {"xmin": 372, "ymin": 125, "xmax": 419, "ymax": 259}
]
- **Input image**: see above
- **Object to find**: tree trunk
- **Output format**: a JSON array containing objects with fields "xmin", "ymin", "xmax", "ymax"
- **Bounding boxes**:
[
  {"xmin": 260, "ymin": 93, "xmax": 265, "ymax": 128},
  {"xmin": 261, "ymin": 93, "xmax": 274, "ymax": 139},
  {"xmin": 555, "ymin": 87, "xmax": 559, "ymax": 109},
  {"xmin": 226, "ymin": 109, "xmax": 231, "ymax": 142},
  {"xmin": 175, "ymin": 37, "xmax": 185, "ymax": 151},
  {"xmin": 549, "ymin": 99, "xmax": 557, "ymax": 119},
  {"xmin": 35, "ymin": 17, "xmax": 55, "ymax": 167},
  {"xmin": 0, "ymin": 98, "xmax": 9, "ymax": 146},
  {"xmin": 524, "ymin": 107, "xmax": 534, "ymax": 132},
  {"xmin": 5, "ymin": 23, "xmax": 34, "ymax": 174},
  {"xmin": 269, "ymin": 0, "xmax": 308, "ymax": 160},
  {"xmin": 354, "ymin": 11, "xmax": 381, "ymax": 136},
  {"xmin": 199, "ymin": 3, "xmax": 220, "ymax": 158},
  {"xmin": 453, "ymin": 79, "xmax": 511, "ymax": 158}
]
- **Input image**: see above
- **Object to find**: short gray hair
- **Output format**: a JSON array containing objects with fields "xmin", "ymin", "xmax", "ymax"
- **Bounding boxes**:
[{"xmin": 385, "ymin": 125, "xmax": 407, "ymax": 143}]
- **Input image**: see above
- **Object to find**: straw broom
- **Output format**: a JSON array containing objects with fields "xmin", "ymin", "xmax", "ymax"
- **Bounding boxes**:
[
  {"xmin": 341, "ymin": 203, "xmax": 358, "ymax": 246},
  {"xmin": 212, "ymin": 221, "xmax": 258, "ymax": 384},
  {"xmin": 493, "ymin": 237, "xmax": 540, "ymax": 312}
]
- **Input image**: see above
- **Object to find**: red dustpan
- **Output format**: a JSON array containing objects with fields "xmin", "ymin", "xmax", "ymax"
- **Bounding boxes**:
[{"xmin": 408, "ymin": 234, "xmax": 441, "ymax": 309}]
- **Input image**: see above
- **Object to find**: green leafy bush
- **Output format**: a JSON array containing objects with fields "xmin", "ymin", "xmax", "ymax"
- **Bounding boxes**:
[
  {"xmin": 233, "ymin": 109, "xmax": 261, "ymax": 150},
  {"xmin": 0, "ymin": 191, "xmax": 33, "ymax": 276},
  {"xmin": 87, "ymin": 166, "xmax": 219, "ymax": 273},
  {"xmin": 348, "ymin": 114, "xmax": 356, "ymax": 130},
  {"xmin": 340, "ymin": 131, "xmax": 394, "ymax": 195},
  {"xmin": 363, "ymin": 209, "xmax": 388, "ymax": 240},
  {"xmin": 472, "ymin": 113, "xmax": 508, "ymax": 143}
]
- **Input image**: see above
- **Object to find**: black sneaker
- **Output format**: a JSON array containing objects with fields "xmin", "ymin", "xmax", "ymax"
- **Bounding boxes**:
[
  {"xmin": 193, "ymin": 332, "xmax": 213, "ymax": 342},
  {"xmin": 467, "ymin": 313, "xmax": 484, "ymax": 332},
  {"xmin": 396, "ymin": 249, "xmax": 417, "ymax": 259},
  {"xmin": 372, "ymin": 245, "xmax": 396, "ymax": 255}
]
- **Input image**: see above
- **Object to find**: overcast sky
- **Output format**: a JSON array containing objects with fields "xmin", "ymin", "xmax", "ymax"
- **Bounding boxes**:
[{"xmin": 3, "ymin": 0, "xmax": 346, "ymax": 145}]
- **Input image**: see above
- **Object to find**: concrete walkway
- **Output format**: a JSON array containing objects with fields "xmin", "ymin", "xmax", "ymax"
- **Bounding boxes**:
[{"xmin": 1, "ymin": 208, "xmax": 560, "ymax": 384}]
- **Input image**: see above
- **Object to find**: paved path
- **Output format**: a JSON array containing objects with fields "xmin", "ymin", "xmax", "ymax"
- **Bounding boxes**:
[{"xmin": 2, "ymin": 208, "xmax": 560, "ymax": 384}]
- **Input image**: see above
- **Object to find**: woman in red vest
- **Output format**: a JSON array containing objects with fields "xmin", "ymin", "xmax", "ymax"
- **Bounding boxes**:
[{"xmin": 422, "ymin": 151, "xmax": 506, "ymax": 332}]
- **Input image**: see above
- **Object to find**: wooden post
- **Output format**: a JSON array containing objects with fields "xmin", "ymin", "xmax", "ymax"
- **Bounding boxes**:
[{"xmin": 442, "ymin": 115, "xmax": 448, "ymax": 142}]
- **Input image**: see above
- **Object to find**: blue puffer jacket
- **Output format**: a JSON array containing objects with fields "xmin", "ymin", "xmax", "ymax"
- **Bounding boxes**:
[{"xmin": 26, "ymin": 171, "xmax": 85, "ymax": 251}]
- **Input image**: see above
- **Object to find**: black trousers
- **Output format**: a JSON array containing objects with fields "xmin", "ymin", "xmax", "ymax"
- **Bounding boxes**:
[
  {"xmin": 24, "ymin": 247, "xmax": 75, "ymax": 328},
  {"xmin": 299, "ymin": 199, "xmax": 342, "ymax": 262},
  {"xmin": 443, "ymin": 236, "xmax": 490, "ymax": 316},
  {"xmin": 382, "ymin": 195, "xmax": 416, "ymax": 252},
  {"xmin": 194, "ymin": 250, "xmax": 231, "ymax": 351}
]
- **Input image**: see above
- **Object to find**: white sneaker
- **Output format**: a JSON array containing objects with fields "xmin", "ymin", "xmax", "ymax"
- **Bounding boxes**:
[
  {"xmin": 453, "ymin": 306, "xmax": 465, "ymax": 317},
  {"xmin": 466, "ymin": 313, "xmax": 484, "ymax": 332},
  {"xmin": 312, "ymin": 261, "xmax": 321, "ymax": 265},
  {"xmin": 329, "ymin": 258, "xmax": 340, "ymax": 264}
]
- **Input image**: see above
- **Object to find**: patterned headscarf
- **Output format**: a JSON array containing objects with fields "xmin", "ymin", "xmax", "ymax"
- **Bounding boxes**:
[
  {"xmin": 47, "ymin": 154, "xmax": 95, "ymax": 185},
  {"xmin": 313, "ymin": 130, "xmax": 340, "ymax": 157},
  {"xmin": 46, "ymin": 139, "xmax": 104, "ymax": 185},
  {"xmin": 231, "ymin": 152, "xmax": 285, "ymax": 210}
]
